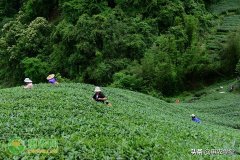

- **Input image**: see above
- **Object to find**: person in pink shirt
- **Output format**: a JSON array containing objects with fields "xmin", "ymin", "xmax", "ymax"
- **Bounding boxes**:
[{"xmin": 24, "ymin": 78, "xmax": 33, "ymax": 89}]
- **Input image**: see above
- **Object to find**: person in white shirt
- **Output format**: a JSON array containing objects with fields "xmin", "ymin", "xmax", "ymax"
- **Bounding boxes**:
[{"xmin": 24, "ymin": 78, "xmax": 33, "ymax": 89}]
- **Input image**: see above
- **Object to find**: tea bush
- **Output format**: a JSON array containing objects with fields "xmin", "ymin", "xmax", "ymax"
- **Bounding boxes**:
[{"xmin": 0, "ymin": 83, "xmax": 239, "ymax": 159}]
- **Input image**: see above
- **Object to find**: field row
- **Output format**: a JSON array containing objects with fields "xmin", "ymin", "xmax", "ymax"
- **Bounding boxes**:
[
  {"xmin": 0, "ymin": 83, "xmax": 239, "ymax": 159},
  {"xmin": 210, "ymin": 0, "xmax": 240, "ymax": 15}
]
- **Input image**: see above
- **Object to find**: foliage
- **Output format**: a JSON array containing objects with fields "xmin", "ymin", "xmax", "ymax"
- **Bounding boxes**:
[
  {"xmin": 207, "ymin": 0, "xmax": 240, "ymax": 79},
  {"xmin": 0, "ymin": 83, "xmax": 239, "ymax": 159},
  {"xmin": 222, "ymin": 32, "xmax": 240, "ymax": 74},
  {"xmin": 0, "ymin": 0, "xmax": 24, "ymax": 18},
  {"xmin": 236, "ymin": 59, "xmax": 240, "ymax": 75},
  {"xmin": 111, "ymin": 72, "xmax": 144, "ymax": 92},
  {"xmin": 1, "ymin": 0, "xmax": 240, "ymax": 96},
  {"xmin": 21, "ymin": 0, "xmax": 58, "ymax": 22},
  {"xmin": 141, "ymin": 35, "xmax": 178, "ymax": 95},
  {"xmin": 184, "ymin": 82, "xmax": 240, "ymax": 130},
  {"xmin": 21, "ymin": 57, "xmax": 49, "ymax": 83},
  {"xmin": 0, "ymin": 17, "xmax": 52, "ymax": 85}
]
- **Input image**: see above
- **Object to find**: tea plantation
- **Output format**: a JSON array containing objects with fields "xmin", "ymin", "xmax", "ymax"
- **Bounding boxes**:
[
  {"xmin": 207, "ymin": 0, "xmax": 240, "ymax": 52},
  {"xmin": 0, "ymin": 83, "xmax": 239, "ymax": 159}
]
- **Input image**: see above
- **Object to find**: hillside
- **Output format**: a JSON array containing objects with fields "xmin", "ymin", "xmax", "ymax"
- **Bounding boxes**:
[
  {"xmin": 0, "ymin": 83, "xmax": 239, "ymax": 159},
  {"xmin": 207, "ymin": 0, "xmax": 240, "ymax": 52},
  {"xmin": 0, "ymin": 0, "xmax": 232, "ymax": 96},
  {"xmin": 178, "ymin": 80, "xmax": 240, "ymax": 130},
  {"xmin": 1, "ymin": 1, "xmax": 240, "ymax": 158}
]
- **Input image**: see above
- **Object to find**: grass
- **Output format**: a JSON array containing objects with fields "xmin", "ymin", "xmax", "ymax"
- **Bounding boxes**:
[{"xmin": 0, "ymin": 83, "xmax": 239, "ymax": 159}]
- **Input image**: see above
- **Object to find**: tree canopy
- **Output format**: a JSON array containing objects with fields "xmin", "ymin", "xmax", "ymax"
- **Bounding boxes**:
[{"xmin": 0, "ymin": 0, "xmax": 239, "ymax": 96}]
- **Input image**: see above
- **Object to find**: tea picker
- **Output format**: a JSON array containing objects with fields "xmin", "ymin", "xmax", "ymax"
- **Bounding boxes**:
[
  {"xmin": 92, "ymin": 86, "xmax": 112, "ymax": 106},
  {"xmin": 23, "ymin": 78, "xmax": 33, "ymax": 89},
  {"xmin": 47, "ymin": 74, "xmax": 59, "ymax": 85},
  {"xmin": 191, "ymin": 114, "xmax": 201, "ymax": 123}
]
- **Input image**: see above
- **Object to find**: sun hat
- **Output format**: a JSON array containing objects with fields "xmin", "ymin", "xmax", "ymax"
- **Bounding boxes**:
[
  {"xmin": 47, "ymin": 74, "xmax": 55, "ymax": 80},
  {"xmin": 191, "ymin": 114, "xmax": 195, "ymax": 117},
  {"xmin": 94, "ymin": 86, "xmax": 101, "ymax": 92},
  {"xmin": 24, "ymin": 78, "xmax": 32, "ymax": 83}
]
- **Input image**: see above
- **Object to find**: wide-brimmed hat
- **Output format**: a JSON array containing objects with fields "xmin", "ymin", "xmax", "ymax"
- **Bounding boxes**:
[
  {"xmin": 191, "ymin": 114, "xmax": 195, "ymax": 117},
  {"xmin": 47, "ymin": 74, "xmax": 55, "ymax": 80},
  {"xmin": 94, "ymin": 87, "xmax": 101, "ymax": 92},
  {"xmin": 24, "ymin": 78, "xmax": 32, "ymax": 83}
]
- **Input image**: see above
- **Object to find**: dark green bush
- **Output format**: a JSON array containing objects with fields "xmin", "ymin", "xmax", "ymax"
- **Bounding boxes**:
[
  {"xmin": 222, "ymin": 32, "xmax": 240, "ymax": 74},
  {"xmin": 0, "ymin": 0, "xmax": 228, "ymax": 96},
  {"xmin": 21, "ymin": 57, "xmax": 49, "ymax": 83}
]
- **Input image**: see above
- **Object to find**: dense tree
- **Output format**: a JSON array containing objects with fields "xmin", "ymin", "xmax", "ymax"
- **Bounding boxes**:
[
  {"xmin": 0, "ymin": 0, "xmax": 238, "ymax": 96},
  {"xmin": 0, "ymin": 17, "xmax": 52, "ymax": 85}
]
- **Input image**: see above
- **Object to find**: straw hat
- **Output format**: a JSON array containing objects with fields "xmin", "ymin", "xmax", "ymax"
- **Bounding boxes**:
[
  {"xmin": 191, "ymin": 114, "xmax": 195, "ymax": 117},
  {"xmin": 47, "ymin": 74, "xmax": 55, "ymax": 80},
  {"xmin": 94, "ymin": 87, "xmax": 101, "ymax": 92},
  {"xmin": 24, "ymin": 78, "xmax": 32, "ymax": 83}
]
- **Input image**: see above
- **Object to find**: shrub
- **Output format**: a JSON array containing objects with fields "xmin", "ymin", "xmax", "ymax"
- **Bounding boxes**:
[
  {"xmin": 111, "ymin": 72, "xmax": 144, "ymax": 92},
  {"xmin": 21, "ymin": 57, "xmax": 49, "ymax": 83},
  {"xmin": 141, "ymin": 35, "xmax": 178, "ymax": 95},
  {"xmin": 222, "ymin": 32, "xmax": 240, "ymax": 74}
]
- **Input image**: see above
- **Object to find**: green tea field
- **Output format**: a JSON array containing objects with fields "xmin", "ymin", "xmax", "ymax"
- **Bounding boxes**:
[
  {"xmin": 207, "ymin": 0, "xmax": 240, "ymax": 52},
  {"xmin": 0, "ymin": 83, "xmax": 239, "ymax": 159}
]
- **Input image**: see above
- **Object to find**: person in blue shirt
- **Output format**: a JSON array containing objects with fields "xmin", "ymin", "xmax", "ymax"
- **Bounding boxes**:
[{"xmin": 191, "ymin": 114, "xmax": 201, "ymax": 123}]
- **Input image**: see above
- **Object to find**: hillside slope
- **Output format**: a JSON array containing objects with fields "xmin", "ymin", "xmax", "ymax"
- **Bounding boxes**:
[
  {"xmin": 207, "ymin": 0, "xmax": 240, "ymax": 52},
  {"xmin": 0, "ymin": 0, "xmax": 221, "ymax": 96},
  {"xmin": 0, "ymin": 83, "xmax": 239, "ymax": 159}
]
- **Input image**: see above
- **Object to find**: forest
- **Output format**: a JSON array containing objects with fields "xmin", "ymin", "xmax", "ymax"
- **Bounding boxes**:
[{"xmin": 1, "ymin": 0, "xmax": 240, "ymax": 96}]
